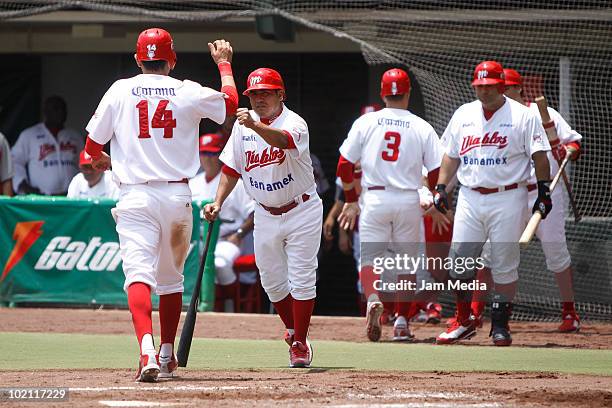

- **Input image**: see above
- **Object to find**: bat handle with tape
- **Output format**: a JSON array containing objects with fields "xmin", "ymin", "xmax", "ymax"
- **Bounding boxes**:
[
  {"xmin": 177, "ymin": 219, "xmax": 215, "ymax": 367},
  {"xmin": 519, "ymin": 155, "xmax": 570, "ymax": 247}
]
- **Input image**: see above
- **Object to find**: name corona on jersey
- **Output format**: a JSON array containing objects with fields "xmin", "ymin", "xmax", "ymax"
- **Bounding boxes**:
[
  {"xmin": 131, "ymin": 87, "xmax": 176, "ymax": 97},
  {"xmin": 377, "ymin": 118, "xmax": 411, "ymax": 128},
  {"xmin": 460, "ymin": 132, "xmax": 508, "ymax": 155},
  {"xmin": 248, "ymin": 173, "xmax": 294, "ymax": 192}
]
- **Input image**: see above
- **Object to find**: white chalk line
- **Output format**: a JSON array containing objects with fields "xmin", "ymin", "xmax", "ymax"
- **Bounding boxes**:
[{"xmin": 72, "ymin": 385, "xmax": 249, "ymax": 392}]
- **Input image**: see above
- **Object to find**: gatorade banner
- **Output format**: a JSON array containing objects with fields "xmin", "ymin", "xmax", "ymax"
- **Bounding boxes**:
[{"xmin": 0, "ymin": 196, "xmax": 218, "ymax": 308}]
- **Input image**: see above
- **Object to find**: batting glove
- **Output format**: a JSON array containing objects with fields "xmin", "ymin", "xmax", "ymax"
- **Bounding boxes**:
[
  {"xmin": 433, "ymin": 184, "xmax": 449, "ymax": 214},
  {"xmin": 550, "ymin": 139, "xmax": 567, "ymax": 162},
  {"xmin": 532, "ymin": 180, "xmax": 553, "ymax": 219}
]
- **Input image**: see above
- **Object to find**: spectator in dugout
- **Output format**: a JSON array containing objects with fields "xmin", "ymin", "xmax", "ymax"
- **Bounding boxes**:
[
  {"xmin": 11, "ymin": 95, "xmax": 83, "ymax": 195},
  {"xmin": 0, "ymin": 131, "xmax": 13, "ymax": 196},
  {"xmin": 67, "ymin": 149, "xmax": 119, "ymax": 199}
]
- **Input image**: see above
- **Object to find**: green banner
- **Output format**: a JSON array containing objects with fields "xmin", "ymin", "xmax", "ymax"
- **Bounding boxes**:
[{"xmin": 0, "ymin": 196, "xmax": 218, "ymax": 308}]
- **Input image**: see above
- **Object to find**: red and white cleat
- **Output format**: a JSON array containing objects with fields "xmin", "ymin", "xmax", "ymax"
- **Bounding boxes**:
[
  {"xmin": 558, "ymin": 312, "xmax": 581, "ymax": 333},
  {"xmin": 135, "ymin": 353, "xmax": 160, "ymax": 382},
  {"xmin": 158, "ymin": 353, "xmax": 178, "ymax": 378},
  {"xmin": 436, "ymin": 318, "xmax": 477, "ymax": 345},
  {"xmin": 289, "ymin": 340, "xmax": 313, "ymax": 368},
  {"xmin": 392, "ymin": 316, "xmax": 413, "ymax": 341}
]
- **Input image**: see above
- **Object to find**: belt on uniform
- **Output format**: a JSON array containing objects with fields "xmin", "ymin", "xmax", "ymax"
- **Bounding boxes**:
[
  {"xmin": 169, "ymin": 178, "xmax": 189, "ymax": 184},
  {"xmin": 260, "ymin": 194, "xmax": 310, "ymax": 216},
  {"xmin": 471, "ymin": 183, "xmax": 520, "ymax": 194},
  {"xmin": 367, "ymin": 186, "xmax": 386, "ymax": 191},
  {"xmin": 527, "ymin": 183, "xmax": 537, "ymax": 192}
]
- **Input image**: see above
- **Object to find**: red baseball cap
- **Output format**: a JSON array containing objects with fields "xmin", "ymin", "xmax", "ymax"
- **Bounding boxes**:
[
  {"xmin": 79, "ymin": 149, "xmax": 92, "ymax": 166},
  {"xmin": 199, "ymin": 133, "xmax": 226, "ymax": 153},
  {"xmin": 503, "ymin": 68, "xmax": 523, "ymax": 86},
  {"xmin": 472, "ymin": 60, "xmax": 505, "ymax": 86}
]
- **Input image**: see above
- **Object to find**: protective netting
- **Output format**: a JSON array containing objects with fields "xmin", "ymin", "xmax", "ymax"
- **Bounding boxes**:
[{"xmin": 2, "ymin": 1, "xmax": 611, "ymax": 321}]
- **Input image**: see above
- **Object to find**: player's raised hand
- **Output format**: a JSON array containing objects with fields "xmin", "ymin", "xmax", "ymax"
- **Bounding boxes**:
[
  {"xmin": 236, "ymin": 107, "xmax": 256, "ymax": 129},
  {"xmin": 91, "ymin": 151, "xmax": 111, "ymax": 171},
  {"xmin": 208, "ymin": 39, "xmax": 233, "ymax": 65},
  {"xmin": 204, "ymin": 202, "xmax": 221, "ymax": 222},
  {"xmin": 337, "ymin": 202, "xmax": 360, "ymax": 231}
]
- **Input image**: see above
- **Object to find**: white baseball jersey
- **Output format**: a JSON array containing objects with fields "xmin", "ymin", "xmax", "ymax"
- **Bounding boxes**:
[
  {"xmin": 67, "ymin": 170, "xmax": 120, "ymax": 199},
  {"xmin": 442, "ymin": 97, "xmax": 550, "ymax": 188},
  {"xmin": 219, "ymin": 105, "xmax": 317, "ymax": 207},
  {"xmin": 189, "ymin": 171, "xmax": 255, "ymax": 237},
  {"xmin": 86, "ymin": 74, "xmax": 227, "ymax": 185},
  {"xmin": 527, "ymin": 103, "xmax": 582, "ymax": 184},
  {"xmin": 339, "ymin": 108, "xmax": 443, "ymax": 190},
  {"xmin": 11, "ymin": 123, "xmax": 83, "ymax": 195},
  {"xmin": 0, "ymin": 132, "xmax": 13, "ymax": 182}
]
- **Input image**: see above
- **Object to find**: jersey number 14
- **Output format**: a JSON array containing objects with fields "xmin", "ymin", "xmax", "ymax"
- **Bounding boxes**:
[{"xmin": 136, "ymin": 100, "xmax": 177, "ymax": 139}]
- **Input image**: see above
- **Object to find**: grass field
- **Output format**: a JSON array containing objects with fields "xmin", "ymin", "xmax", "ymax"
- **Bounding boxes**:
[{"xmin": 4, "ymin": 332, "xmax": 612, "ymax": 375}]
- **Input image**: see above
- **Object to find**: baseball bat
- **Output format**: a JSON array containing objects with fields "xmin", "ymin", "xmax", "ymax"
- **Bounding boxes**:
[
  {"xmin": 520, "ymin": 155, "xmax": 571, "ymax": 246},
  {"xmin": 534, "ymin": 96, "xmax": 581, "ymax": 222},
  {"xmin": 177, "ymin": 220, "xmax": 214, "ymax": 367}
]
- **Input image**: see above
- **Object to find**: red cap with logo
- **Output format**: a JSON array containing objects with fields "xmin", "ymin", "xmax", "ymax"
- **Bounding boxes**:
[
  {"xmin": 136, "ymin": 28, "xmax": 177, "ymax": 69},
  {"xmin": 360, "ymin": 104, "xmax": 382, "ymax": 116},
  {"xmin": 79, "ymin": 149, "xmax": 92, "ymax": 166},
  {"xmin": 199, "ymin": 133, "xmax": 226, "ymax": 153},
  {"xmin": 472, "ymin": 60, "xmax": 505, "ymax": 86},
  {"xmin": 380, "ymin": 68, "xmax": 411, "ymax": 98},
  {"xmin": 503, "ymin": 68, "xmax": 523, "ymax": 86},
  {"xmin": 243, "ymin": 68, "xmax": 285, "ymax": 96}
]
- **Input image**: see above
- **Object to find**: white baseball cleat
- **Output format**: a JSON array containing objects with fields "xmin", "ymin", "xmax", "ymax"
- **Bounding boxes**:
[
  {"xmin": 135, "ymin": 352, "xmax": 160, "ymax": 382},
  {"xmin": 366, "ymin": 300, "xmax": 384, "ymax": 342},
  {"xmin": 392, "ymin": 316, "xmax": 413, "ymax": 341}
]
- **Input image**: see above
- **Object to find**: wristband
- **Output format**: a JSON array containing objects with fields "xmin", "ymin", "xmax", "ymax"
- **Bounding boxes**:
[
  {"xmin": 218, "ymin": 61, "xmax": 232, "ymax": 77},
  {"xmin": 344, "ymin": 188, "xmax": 358, "ymax": 203}
]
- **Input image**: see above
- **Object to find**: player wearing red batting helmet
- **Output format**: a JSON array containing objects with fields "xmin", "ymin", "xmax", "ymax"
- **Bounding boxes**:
[
  {"xmin": 338, "ymin": 68, "xmax": 446, "ymax": 343},
  {"xmin": 85, "ymin": 27, "xmax": 239, "ymax": 382},
  {"xmin": 433, "ymin": 60, "xmax": 552, "ymax": 347},
  {"xmin": 500, "ymin": 67, "xmax": 582, "ymax": 333}
]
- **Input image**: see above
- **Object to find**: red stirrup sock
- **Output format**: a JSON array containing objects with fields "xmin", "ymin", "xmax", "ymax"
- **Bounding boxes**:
[
  {"xmin": 127, "ymin": 282, "xmax": 154, "ymax": 353},
  {"xmin": 293, "ymin": 298, "xmax": 315, "ymax": 344},
  {"xmin": 159, "ymin": 292, "xmax": 182, "ymax": 346},
  {"xmin": 273, "ymin": 293, "xmax": 295, "ymax": 330}
]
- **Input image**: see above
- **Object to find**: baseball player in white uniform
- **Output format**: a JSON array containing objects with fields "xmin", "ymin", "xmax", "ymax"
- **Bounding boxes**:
[
  {"xmin": 11, "ymin": 96, "xmax": 83, "ymax": 195},
  {"xmin": 433, "ymin": 60, "xmax": 551, "ymax": 346},
  {"xmin": 504, "ymin": 68, "xmax": 582, "ymax": 332},
  {"xmin": 67, "ymin": 150, "xmax": 119, "ymax": 199},
  {"xmin": 204, "ymin": 67, "xmax": 322, "ymax": 368},
  {"xmin": 189, "ymin": 132, "xmax": 255, "ymax": 312},
  {"xmin": 85, "ymin": 28, "xmax": 238, "ymax": 382},
  {"xmin": 0, "ymin": 132, "xmax": 13, "ymax": 195},
  {"xmin": 337, "ymin": 68, "xmax": 446, "ymax": 342}
]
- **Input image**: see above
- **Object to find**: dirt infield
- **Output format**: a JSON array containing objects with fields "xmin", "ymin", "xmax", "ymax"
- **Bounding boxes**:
[
  {"xmin": 3, "ymin": 308, "xmax": 612, "ymax": 349},
  {"xmin": 2, "ymin": 308, "xmax": 612, "ymax": 407}
]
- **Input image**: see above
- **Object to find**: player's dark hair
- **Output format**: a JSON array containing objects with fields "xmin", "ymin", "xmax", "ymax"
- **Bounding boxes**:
[
  {"xmin": 384, "ymin": 94, "xmax": 406, "ymax": 102},
  {"xmin": 141, "ymin": 60, "xmax": 168, "ymax": 72}
]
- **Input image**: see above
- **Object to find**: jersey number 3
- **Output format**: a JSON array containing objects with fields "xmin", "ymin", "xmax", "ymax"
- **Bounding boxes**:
[
  {"xmin": 136, "ymin": 100, "xmax": 177, "ymax": 139},
  {"xmin": 381, "ymin": 131, "xmax": 401, "ymax": 162}
]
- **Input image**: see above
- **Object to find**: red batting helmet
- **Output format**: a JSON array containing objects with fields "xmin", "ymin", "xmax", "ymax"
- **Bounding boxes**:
[
  {"xmin": 380, "ymin": 68, "xmax": 411, "ymax": 98},
  {"xmin": 243, "ymin": 68, "xmax": 285, "ymax": 96},
  {"xmin": 472, "ymin": 61, "xmax": 504, "ymax": 86},
  {"xmin": 503, "ymin": 68, "xmax": 522, "ymax": 86},
  {"xmin": 136, "ymin": 28, "xmax": 177, "ymax": 69}
]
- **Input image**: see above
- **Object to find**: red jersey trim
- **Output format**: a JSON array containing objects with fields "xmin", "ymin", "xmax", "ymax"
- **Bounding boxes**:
[
  {"xmin": 85, "ymin": 136, "xmax": 104, "ymax": 159},
  {"xmin": 222, "ymin": 164, "xmax": 241, "ymax": 178}
]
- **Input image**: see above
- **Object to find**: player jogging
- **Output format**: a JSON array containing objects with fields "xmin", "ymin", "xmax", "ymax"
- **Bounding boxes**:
[{"xmin": 85, "ymin": 28, "xmax": 238, "ymax": 381}]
